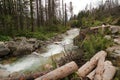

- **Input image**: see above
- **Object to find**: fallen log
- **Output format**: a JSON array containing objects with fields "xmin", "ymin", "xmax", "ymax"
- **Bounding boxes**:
[
  {"xmin": 86, "ymin": 69, "xmax": 96, "ymax": 80},
  {"xmin": 6, "ymin": 71, "xmax": 49, "ymax": 80},
  {"xmin": 35, "ymin": 61, "xmax": 78, "ymax": 80},
  {"xmin": 102, "ymin": 61, "xmax": 116, "ymax": 80},
  {"xmin": 77, "ymin": 51, "xmax": 107, "ymax": 78},
  {"xmin": 94, "ymin": 53, "xmax": 106, "ymax": 80}
]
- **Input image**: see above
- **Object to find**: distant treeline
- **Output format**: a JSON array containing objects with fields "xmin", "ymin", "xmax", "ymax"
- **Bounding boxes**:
[
  {"xmin": 73, "ymin": 0, "xmax": 120, "ymax": 28},
  {"xmin": 0, "ymin": 0, "xmax": 74, "ymax": 36}
]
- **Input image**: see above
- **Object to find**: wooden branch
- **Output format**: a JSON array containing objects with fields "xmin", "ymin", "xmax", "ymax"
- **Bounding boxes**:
[{"xmin": 35, "ymin": 61, "xmax": 78, "ymax": 80}]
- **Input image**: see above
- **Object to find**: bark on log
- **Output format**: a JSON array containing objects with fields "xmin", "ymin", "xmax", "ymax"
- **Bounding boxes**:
[
  {"xmin": 77, "ymin": 51, "xmax": 107, "ymax": 78},
  {"xmin": 86, "ymin": 69, "xmax": 96, "ymax": 80},
  {"xmin": 35, "ymin": 61, "xmax": 78, "ymax": 80},
  {"xmin": 6, "ymin": 71, "xmax": 49, "ymax": 80},
  {"xmin": 102, "ymin": 61, "xmax": 116, "ymax": 80},
  {"xmin": 94, "ymin": 53, "xmax": 106, "ymax": 80}
]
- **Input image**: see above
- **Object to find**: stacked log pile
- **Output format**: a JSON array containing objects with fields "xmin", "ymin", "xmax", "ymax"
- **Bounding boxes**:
[{"xmin": 35, "ymin": 50, "xmax": 116, "ymax": 80}]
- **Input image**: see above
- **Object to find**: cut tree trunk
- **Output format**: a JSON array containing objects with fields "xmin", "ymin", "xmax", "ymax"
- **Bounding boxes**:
[
  {"xmin": 94, "ymin": 53, "xmax": 106, "ymax": 80},
  {"xmin": 102, "ymin": 61, "xmax": 116, "ymax": 80},
  {"xmin": 6, "ymin": 71, "xmax": 49, "ymax": 80},
  {"xmin": 35, "ymin": 61, "xmax": 78, "ymax": 80},
  {"xmin": 86, "ymin": 69, "xmax": 96, "ymax": 80},
  {"xmin": 77, "ymin": 51, "xmax": 107, "ymax": 78}
]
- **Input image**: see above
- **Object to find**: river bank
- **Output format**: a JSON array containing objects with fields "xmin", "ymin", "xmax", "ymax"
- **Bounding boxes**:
[{"xmin": 0, "ymin": 28, "xmax": 80, "ymax": 79}]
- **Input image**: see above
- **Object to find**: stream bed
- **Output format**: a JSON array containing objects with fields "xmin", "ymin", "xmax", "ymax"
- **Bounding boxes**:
[{"xmin": 0, "ymin": 28, "xmax": 80, "ymax": 75}]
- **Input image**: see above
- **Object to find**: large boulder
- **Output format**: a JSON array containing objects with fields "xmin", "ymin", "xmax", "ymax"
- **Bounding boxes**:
[
  {"xmin": 6, "ymin": 41, "xmax": 18, "ymax": 54},
  {"xmin": 13, "ymin": 41, "xmax": 33, "ymax": 56},
  {"xmin": 0, "ymin": 42, "xmax": 10, "ymax": 57},
  {"xmin": 27, "ymin": 38, "xmax": 41, "ymax": 50},
  {"xmin": 6, "ymin": 37, "xmax": 41, "ymax": 56}
]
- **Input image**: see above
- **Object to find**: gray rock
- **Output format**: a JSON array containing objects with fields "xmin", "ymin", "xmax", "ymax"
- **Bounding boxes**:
[
  {"xmin": 6, "ymin": 40, "xmax": 34, "ymax": 56},
  {"xmin": 110, "ymin": 26, "xmax": 120, "ymax": 34},
  {"xmin": 114, "ymin": 50, "xmax": 120, "ymax": 54},
  {"xmin": 104, "ymin": 35, "xmax": 111, "ymax": 40},
  {"xmin": 6, "ymin": 41, "xmax": 18, "ymax": 53},
  {"xmin": 0, "ymin": 69, "xmax": 10, "ymax": 78},
  {"xmin": 27, "ymin": 38, "xmax": 37, "ymax": 44},
  {"xmin": 14, "ymin": 37, "xmax": 26, "ymax": 42},
  {"xmin": 0, "ymin": 42, "xmax": 5, "ymax": 45},
  {"xmin": 114, "ymin": 38, "xmax": 120, "ymax": 45},
  {"xmin": 0, "ymin": 44, "xmax": 10, "ymax": 57},
  {"xmin": 106, "ymin": 45, "xmax": 120, "ymax": 52},
  {"xmin": 13, "ymin": 41, "xmax": 33, "ymax": 56}
]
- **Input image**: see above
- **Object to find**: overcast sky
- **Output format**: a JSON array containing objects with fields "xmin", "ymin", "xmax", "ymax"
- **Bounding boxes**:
[{"xmin": 64, "ymin": 0, "xmax": 107, "ymax": 15}]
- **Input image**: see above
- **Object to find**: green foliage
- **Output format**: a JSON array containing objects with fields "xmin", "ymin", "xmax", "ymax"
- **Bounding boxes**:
[
  {"xmin": 69, "ymin": 20, "xmax": 78, "ymax": 27},
  {"xmin": 76, "ymin": 1, "xmax": 120, "ymax": 28},
  {"xmin": 0, "ymin": 35, "xmax": 11, "ymax": 41},
  {"xmin": 82, "ymin": 34, "xmax": 113, "ymax": 60},
  {"xmin": 15, "ymin": 25, "xmax": 69, "ymax": 41}
]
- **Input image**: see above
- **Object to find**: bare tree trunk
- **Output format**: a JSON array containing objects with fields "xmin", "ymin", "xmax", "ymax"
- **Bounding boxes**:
[
  {"xmin": 35, "ymin": 61, "xmax": 78, "ymax": 80},
  {"xmin": 30, "ymin": 0, "xmax": 34, "ymax": 32},
  {"xmin": 36, "ymin": 0, "xmax": 40, "ymax": 27}
]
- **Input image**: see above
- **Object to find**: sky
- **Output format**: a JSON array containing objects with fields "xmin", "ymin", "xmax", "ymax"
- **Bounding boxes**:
[{"xmin": 64, "ymin": 0, "xmax": 107, "ymax": 15}]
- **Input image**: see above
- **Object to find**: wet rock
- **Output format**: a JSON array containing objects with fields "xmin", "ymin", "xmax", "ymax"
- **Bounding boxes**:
[
  {"xmin": 5, "ymin": 37, "xmax": 42, "ymax": 56},
  {"xmin": 0, "ymin": 69, "xmax": 10, "ymax": 78},
  {"xmin": 0, "ymin": 44, "xmax": 10, "ymax": 57},
  {"xmin": 13, "ymin": 41, "xmax": 33, "ymax": 56},
  {"xmin": 6, "ymin": 41, "xmax": 18, "ymax": 53},
  {"xmin": 6, "ymin": 41, "xmax": 33, "ymax": 56},
  {"xmin": 33, "ymin": 40, "xmax": 41, "ymax": 50}
]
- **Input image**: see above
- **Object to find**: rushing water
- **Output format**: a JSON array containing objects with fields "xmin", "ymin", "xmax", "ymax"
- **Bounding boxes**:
[{"xmin": 0, "ymin": 28, "xmax": 80, "ymax": 74}]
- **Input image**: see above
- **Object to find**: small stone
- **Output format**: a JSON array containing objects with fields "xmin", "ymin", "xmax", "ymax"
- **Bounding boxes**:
[
  {"xmin": 114, "ymin": 38, "xmax": 120, "ymax": 45},
  {"xmin": 104, "ymin": 35, "xmax": 111, "ymax": 40}
]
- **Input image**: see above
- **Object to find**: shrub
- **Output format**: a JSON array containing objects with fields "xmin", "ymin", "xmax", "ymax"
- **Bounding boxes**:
[
  {"xmin": 0, "ymin": 35, "xmax": 11, "ymax": 41},
  {"xmin": 82, "ymin": 34, "xmax": 113, "ymax": 60}
]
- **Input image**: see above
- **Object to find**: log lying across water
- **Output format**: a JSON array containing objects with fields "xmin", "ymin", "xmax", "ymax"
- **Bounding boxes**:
[
  {"xmin": 77, "ymin": 51, "xmax": 107, "ymax": 78},
  {"xmin": 35, "ymin": 61, "xmax": 78, "ymax": 80}
]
